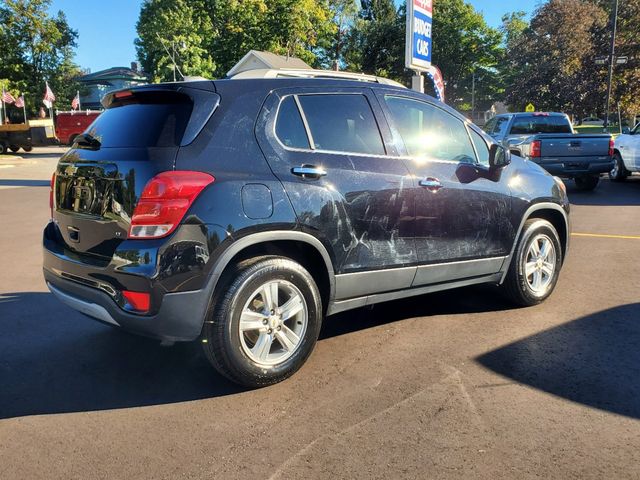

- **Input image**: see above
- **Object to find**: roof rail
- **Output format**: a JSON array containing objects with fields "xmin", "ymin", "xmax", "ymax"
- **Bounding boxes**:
[{"xmin": 228, "ymin": 68, "xmax": 406, "ymax": 88}]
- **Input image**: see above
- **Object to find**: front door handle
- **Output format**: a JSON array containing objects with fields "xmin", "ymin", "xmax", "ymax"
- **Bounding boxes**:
[
  {"xmin": 419, "ymin": 177, "xmax": 443, "ymax": 191},
  {"xmin": 292, "ymin": 166, "xmax": 327, "ymax": 179}
]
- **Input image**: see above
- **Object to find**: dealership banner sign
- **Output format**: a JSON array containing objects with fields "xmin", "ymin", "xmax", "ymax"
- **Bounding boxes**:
[{"xmin": 405, "ymin": 0, "xmax": 433, "ymax": 71}]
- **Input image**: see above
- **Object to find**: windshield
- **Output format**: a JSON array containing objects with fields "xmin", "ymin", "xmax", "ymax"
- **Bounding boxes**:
[{"xmin": 510, "ymin": 115, "xmax": 572, "ymax": 135}]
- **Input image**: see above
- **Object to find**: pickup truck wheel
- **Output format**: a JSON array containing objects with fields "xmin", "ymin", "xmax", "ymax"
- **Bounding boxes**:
[
  {"xmin": 0, "ymin": 143, "xmax": 7, "ymax": 155},
  {"xmin": 202, "ymin": 256, "xmax": 322, "ymax": 387},
  {"xmin": 574, "ymin": 175, "xmax": 600, "ymax": 191},
  {"xmin": 503, "ymin": 219, "xmax": 563, "ymax": 307},
  {"xmin": 9, "ymin": 145, "xmax": 20, "ymax": 153},
  {"xmin": 609, "ymin": 153, "xmax": 628, "ymax": 182},
  {"xmin": 22, "ymin": 146, "xmax": 33, "ymax": 152}
]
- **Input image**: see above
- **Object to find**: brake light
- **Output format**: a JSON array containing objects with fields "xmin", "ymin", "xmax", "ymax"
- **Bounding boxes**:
[
  {"xmin": 122, "ymin": 290, "xmax": 151, "ymax": 313},
  {"xmin": 128, "ymin": 171, "xmax": 214, "ymax": 239},
  {"xmin": 609, "ymin": 137, "xmax": 614, "ymax": 157},
  {"xmin": 49, "ymin": 172, "xmax": 55, "ymax": 218},
  {"xmin": 114, "ymin": 90, "xmax": 133, "ymax": 99},
  {"xmin": 530, "ymin": 140, "xmax": 541, "ymax": 158}
]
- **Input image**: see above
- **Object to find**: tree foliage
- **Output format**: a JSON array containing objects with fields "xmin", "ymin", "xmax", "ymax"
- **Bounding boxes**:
[
  {"xmin": 136, "ymin": 0, "xmax": 335, "ymax": 81},
  {"xmin": 0, "ymin": 0, "xmax": 82, "ymax": 117}
]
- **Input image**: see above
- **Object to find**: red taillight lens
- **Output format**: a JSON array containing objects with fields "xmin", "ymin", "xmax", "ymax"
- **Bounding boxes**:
[
  {"xmin": 530, "ymin": 140, "xmax": 541, "ymax": 158},
  {"xmin": 49, "ymin": 172, "xmax": 56, "ymax": 218},
  {"xmin": 128, "ymin": 171, "xmax": 214, "ymax": 239},
  {"xmin": 122, "ymin": 290, "xmax": 151, "ymax": 313},
  {"xmin": 609, "ymin": 138, "xmax": 615, "ymax": 157}
]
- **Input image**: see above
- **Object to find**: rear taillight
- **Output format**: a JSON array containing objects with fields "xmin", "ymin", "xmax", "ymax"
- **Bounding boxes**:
[
  {"xmin": 609, "ymin": 137, "xmax": 615, "ymax": 157},
  {"xmin": 530, "ymin": 140, "xmax": 541, "ymax": 158},
  {"xmin": 49, "ymin": 172, "xmax": 55, "ymax": 218},
  {"xmin": 128, "ymin": 171, "xmax": 214, "ymax": 239}
]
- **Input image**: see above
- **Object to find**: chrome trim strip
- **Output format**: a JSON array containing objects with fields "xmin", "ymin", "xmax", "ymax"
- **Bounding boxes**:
[{"xmin": 47, "ymin": 282, "xmax": 119, "ymax": 326}]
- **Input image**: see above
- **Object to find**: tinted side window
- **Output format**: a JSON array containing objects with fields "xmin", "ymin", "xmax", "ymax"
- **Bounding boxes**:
[
  {"xmin": 275, "ymin": 96, "xmax": 310, "ymax": 149},
  {"xmin": 469, "ymin": 128, "xmax": 490, "ymax": 166},
  {"xmin": 494, "ymin": 117, "xmax": 510, "ymax": 135},
  {"xmin": 297, "ymin": 94, "xmax": 385, "ymax": 155},
  {"xmin": 483, "ymin": 118, "xmax": 496, "ymax": 134},
  {"xmin": 384, "ymin": 96, "xmax": 476, "ymax": 163}
]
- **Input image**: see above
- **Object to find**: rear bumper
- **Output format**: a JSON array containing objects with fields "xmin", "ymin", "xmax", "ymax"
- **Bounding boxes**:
[
  {"xmin": 44, "ymin": 268, "xmax": 208, "ymax": 342},
  {"xmin": 42, "ymin": 220, "xmax": 230, "ymax": 341},
  {"xmin": 533, "ymin": 159, "xmax": 614, "ymax": 177}
]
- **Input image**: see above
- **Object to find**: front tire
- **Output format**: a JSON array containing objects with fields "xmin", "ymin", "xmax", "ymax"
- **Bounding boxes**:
[
  {"xmin": 503, "ymin": 219, "xmax": 563, "ymax": 307},
  {"xmin": 609, "ymin": 153, "xmax": 628, "ymax": 182},
  {"xmin": 202, "ymin": 256, "xmax": 322, "ymax": 387},
  {"xmin": 574, "ymin": 175, "xmax": 600, "ymax": 191}
]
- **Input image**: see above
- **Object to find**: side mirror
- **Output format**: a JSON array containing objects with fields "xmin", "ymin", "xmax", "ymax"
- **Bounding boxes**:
[{"xmin": 489, "ymin": 144, "xmax": 511, "ymax": 169}]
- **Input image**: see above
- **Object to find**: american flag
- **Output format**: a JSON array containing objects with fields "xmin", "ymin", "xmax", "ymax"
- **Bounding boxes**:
[
  {"xmin": 71, "ymin": 91, "xmax": 80, "ymax": 110},
  {"xmin": 14, "ymin": 95, "xmax": 24, "ymax": 108},
  {"xmin": 2, "ymin": 89, "xmax": 16, "ymax": 104},
  {"xmin": 43, "ymin": 81, "xmax": 55, "ymax": 108}
]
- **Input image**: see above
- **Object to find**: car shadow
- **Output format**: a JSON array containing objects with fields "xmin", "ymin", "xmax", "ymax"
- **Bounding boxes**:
[
  {"xmin": 476, "ymin": 303, "xmax": 640, "ymax": 419},
  {"xmin": 0, "ymin": 179, "xmax": 50, "ymax": 187},
  {"xmin": 0, "ymin": 286, "xmax": 512, "ymax": 419},
  {"xmin": 566, "ymin": 176, "xmax": 640, "ymax": 206}
]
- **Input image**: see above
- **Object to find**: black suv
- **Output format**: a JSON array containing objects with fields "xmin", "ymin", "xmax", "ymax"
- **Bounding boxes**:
[{"xmin": 43, "ymin": 77, "xmax": 570, "ymax": 387}]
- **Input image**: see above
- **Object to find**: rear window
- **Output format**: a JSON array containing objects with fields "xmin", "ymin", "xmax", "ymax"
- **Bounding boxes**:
[
  {"xmin": 510, "ymin": 115, "xmax": 572, "ymax": 135},
  {"xmin": 87, "ymin": 92, "xmax": 193, "ymax": 148}
]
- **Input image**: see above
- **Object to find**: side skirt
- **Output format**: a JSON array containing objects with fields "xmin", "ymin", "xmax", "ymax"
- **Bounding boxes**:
[{"xmin": 326, "ymin": 272, "xmax": 502, "ymax": 316}]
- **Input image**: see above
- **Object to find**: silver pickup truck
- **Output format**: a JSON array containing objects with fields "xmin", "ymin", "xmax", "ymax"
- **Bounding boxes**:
[{"xmin": 484, "ymin": 112, "xmax": 614, "ymax": 191}]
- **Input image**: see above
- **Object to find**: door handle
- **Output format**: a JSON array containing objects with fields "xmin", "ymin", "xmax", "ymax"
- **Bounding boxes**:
[
  {"xmin": 291, "ymin": 166, "xmax": 327, "ymax": 179},
  {"xmin": 419, "ymin": 177, "xmax": 443, "ymax": 191}
]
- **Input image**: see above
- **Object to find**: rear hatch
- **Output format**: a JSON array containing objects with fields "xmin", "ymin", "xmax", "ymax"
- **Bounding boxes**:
[{"xmin": 52, "ymin": 83, "xmax": 219, "ymax": 259}]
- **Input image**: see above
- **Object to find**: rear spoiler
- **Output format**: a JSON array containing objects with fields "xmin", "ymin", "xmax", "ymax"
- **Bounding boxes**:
[{"xmin": 101, "ymin": 82, "xmax": 220, "ymax": 147}]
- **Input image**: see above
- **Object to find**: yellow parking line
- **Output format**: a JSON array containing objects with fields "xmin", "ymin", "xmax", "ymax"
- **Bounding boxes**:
[{"xmin": 572, "ymin": 232, "xmax": 640, "ymax": 240}]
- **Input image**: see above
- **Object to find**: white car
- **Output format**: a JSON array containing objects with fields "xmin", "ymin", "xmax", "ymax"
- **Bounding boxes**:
[
  {"xmin": 580, "ymin": 116, "xmax": 604, "ymax": 126},
  {"xmin": 611, "ymin": 123, "xmax": 640, "ymax": 181}
]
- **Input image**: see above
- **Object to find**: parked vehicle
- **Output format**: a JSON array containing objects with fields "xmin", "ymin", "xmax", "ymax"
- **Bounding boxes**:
[
  {"xmin": 578, "ymin": 116, "xmax": 604, "ymax": 126},
  {"xmin": 55, "ymin": 110, "xmax": 101, "ymax": 145},
  {"xmin": 43, "ymin": 76, "xmax": 570, "ymax": 387},
  {"xmin": 610, "ymin": 123, "xmax": 640, "ymax": 181},
  {"xmin": 0, "ymin": 119, "xmax": 57, "ymax": 154},
  {"xmin": 484, "ymin": 112, "xmax": 614, "ymax": 191}
]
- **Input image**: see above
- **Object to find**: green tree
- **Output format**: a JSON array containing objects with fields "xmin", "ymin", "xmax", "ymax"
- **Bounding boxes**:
[
  {"xmin": 504, "ymin": 0, "xmax": 607, "ymax": 116},
  {"xmin": 0, "ymin": 0, "xmax": 82, "ymax": 116},
  {"xmin": 135, "ymin": 0, "xmax": 216, "ymax": 82},
  {"xmin": 136, "ymin": 0, "xmax": 335, "ymax": 80}
]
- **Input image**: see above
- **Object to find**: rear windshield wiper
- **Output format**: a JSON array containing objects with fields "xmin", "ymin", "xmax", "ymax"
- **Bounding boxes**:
[{"xmin": 74, "ymin": 133, "xmax": 101, "ymax": 150}]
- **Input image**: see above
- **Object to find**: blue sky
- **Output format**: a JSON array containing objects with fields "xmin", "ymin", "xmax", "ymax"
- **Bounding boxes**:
[{"xmin": 49, "ymin": 0, "xmax": 540, "ymax": 72}]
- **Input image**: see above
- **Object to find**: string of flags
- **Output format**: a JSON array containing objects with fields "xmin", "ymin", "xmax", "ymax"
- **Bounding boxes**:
[{"xmin": 1, "ymin": 82, "xmax": 81, "ymax": 123}]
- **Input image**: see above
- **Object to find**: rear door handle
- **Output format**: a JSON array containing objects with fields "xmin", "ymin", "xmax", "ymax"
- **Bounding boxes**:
[
  {"xmin": 419, "ymin": 177, "xmax": 443, "ymax": 191},
  {"xmin": 292, "ymin": 166, "xmax": 327, "ymax": 179}
]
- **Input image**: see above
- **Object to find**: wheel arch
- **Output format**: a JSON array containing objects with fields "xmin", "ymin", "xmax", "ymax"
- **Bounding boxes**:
[
  {"xmin": 500, "ymin": 203, "xmax": 570, "ymax": 283},
  {"xmin": 204, "ymin": 231, "xmax": 336, "ymax": 318}
]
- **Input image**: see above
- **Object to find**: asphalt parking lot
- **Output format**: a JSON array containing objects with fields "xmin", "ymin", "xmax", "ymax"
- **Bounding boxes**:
[{"xmin": 1, "ymin": 147, "xmax": 639, "ymax": 479}]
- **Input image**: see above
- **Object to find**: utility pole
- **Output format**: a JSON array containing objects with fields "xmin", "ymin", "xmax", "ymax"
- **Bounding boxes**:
[
  {"xmin": 603, "ymin": 0, "xmax": 619, "ymax": 132},
  {"xmin": 471, "ymin": 71, "xmax": 476, "ymax": 121}
]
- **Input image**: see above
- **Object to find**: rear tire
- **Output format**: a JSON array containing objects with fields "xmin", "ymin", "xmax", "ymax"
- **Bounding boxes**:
[
  {"xmin": 202, "ymin": 256, "xmax": 322, "ymax": 387},
  {"xmin": 0, "ymin": 143, "xmax": 7, "ymax": 155},
  {"xmin": 502, "ymin": 219, "xmax": 563, "ymax": 307},
  {"xmin": 9, "ymin": 145, "xmax": 19, "ymax": 153},
  {"xmin": 574, "ymin": 175, "xmax": 600, "ymax": 191},
  {"xmin": 609, "ymin": 153, "xmax": 628, "ymax": 182}
]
